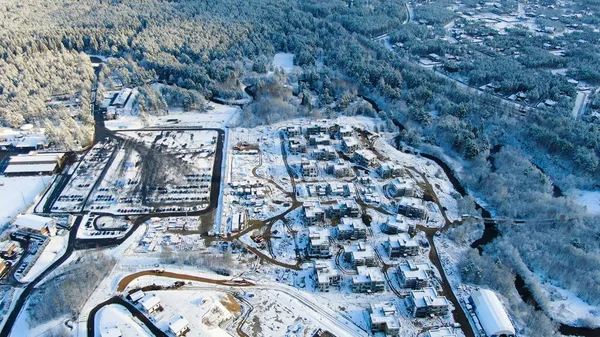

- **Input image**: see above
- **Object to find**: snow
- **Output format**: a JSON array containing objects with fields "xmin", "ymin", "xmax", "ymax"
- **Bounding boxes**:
[
  {"xmin": 272, "ymin": 53, "xmax": 297, "ymax": 73},
  {"xmin": 0, "ymin": 175, "xmax": 51, "ymax": 224},
  {"xmin": 18, "ymin": 233, "xmax": 68, "ymax": 283},
  {"xmin": 105, "ymin": 102, "xmax": 239, "ymax": 131},
  {"xmin": 572, "ymin": 189, "xmax": 600, "ymax": 214},
  {"xmin": 95, "ymin": 304, "xmax": 152, "ymax": 337}
]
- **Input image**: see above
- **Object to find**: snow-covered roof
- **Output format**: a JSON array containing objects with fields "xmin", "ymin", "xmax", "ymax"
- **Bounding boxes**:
[
  {"xmin": 471, "ymin": 289, "xmax": 515, "ymax": 336},
  {"xmin": 168, "ymin": 315, "xmax": 189, "ymax": 333},
  {"xmin": 140, "ymin": 294, "xmax": 161, "ymax": 311},
  {"xmin": 410, "ymin": 287, "xmax": 449, "ymax": 308},
  {"xmin": 101, "ymin": 327, "xmax": 122, "ymax": 337},
  {"xmin": 426, "ymin": 327, "xmax": 457, "ymax": 337},
  {"xmin": 9, "ymin": 152, "xmax": 64, "ymax": 164},
  {"xmin": 129, "ymin": 290, "xmax": 145, "ymax": 302},
  {"xmin": 4, "ymin": 163, "xmax": 57, "ymax": 174},
  {"xmin": 398, "ymin": 262, "xmax": 431, "ymax": 281},
  {"xmin": 14, "ymin": 214, "xmax": 54, "ymax": 231}
]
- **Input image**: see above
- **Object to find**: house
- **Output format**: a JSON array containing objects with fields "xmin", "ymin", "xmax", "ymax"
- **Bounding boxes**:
[
  {"xmin": 338, "ymin": 125, "xmax": 353, "ymax": 138},
  {"xmin": 335, "ymin": 217, "xmax": 367, "ymax": 240},
  {"xmin": 315, "ymin": 263, "xmax": 340, "ymax": 292},
  {"xmin": 100, "ymin": 327, "xmax": 123, "ymax": 337},
  {"xmin": 385, "ymin": 234, "xmax": 420, "ymax": 258},
  {"xmin": 397, "ymin": 198, "xmax": 428, "ymax": 220},
  {"xmin": 378, "ymin": 161, "xmax": 403, "ymax": 179},
  {"xmin": 387, "ymin": 178, "xmax": 415, "ymax": 198},
  {"xmin": 168, "ymin": 315, "xmax": 190, "ymax": 337},
  {"xmin": 407, "ymin": 287, "xmax": 450, "ymax": 317},
  {"xmin": 326, "ymin": 182, "xmax": 349, "ymax": 197},
  {"xmin": 425, "ymin": 327, "xmax": 457, "ymax": 337},
  {"xmin": 470, "ymin": 289, "xmax": 516, "ymax": 337},
  {"xmin": 308, "ymin": 227, "xmax": 330, "ymax": 257},
  {"xmin": 289, "ymin": 137, "xmax": 307, "ymax": 154},
  {"xmin": 308, "ymin": 135, "xmax": 331, "ymax": 146},
  {"xmin": 139, "ymin": 294, "xmax": 162, "ymax": 314},
  {"xmin": 345, "ymin": 242, "xmax": 377, "ymax": 267},
  {"xmin": 328, "ymin": 159, "xmax": 352, "ymax": 178},
  {"xmin": 312, "ymin": 145, "xmax": 337, "ymax": 161},
  {"xmin": 342, "ymin": 137, "xmax": 360, "ymax": 154},
  {"xmin": 306, "ymin": 123, "xmax": 328, "ymax": 135},
  {"xmin": 0, "ymin": 241, "xmax": 18, "ymax": 258},
  {"xmin": 13, "ymin": 214, "xmax": 57, "ymax": 236},
  {"xmin": 326, "ymin": 199, "xmax": 360, "ymax": 219},
  {"xmin": 304, "ymin": 201, "xmax": 325, "ymax": 225},
  {"xmin": 397, "ymin": 261, "xmax": 432, "ymax": 289},
  {"xmin": 380, "ymin": 217, "xmax": 410, "ymax": 235},
  {"xmin": 128, "ymin": 290, "xmax": 145, "ymax": 303},
  {"xmin": 354, "ymin": 149, "xmax": 379, "ymax": 168},
  {"xmin": 286, "ymin": 126, "xmax": 302, "ymax": 137},
  {"xmin": 301, "ymin": 157, "xmax": 318, "ymax": 177},
  {"xmin": 369, "ymin": 302, "xmax": 400, "ymax": 336},
  {"xmin": 351, "ymin": 266, "xmax": 385, "ymax": 293}
]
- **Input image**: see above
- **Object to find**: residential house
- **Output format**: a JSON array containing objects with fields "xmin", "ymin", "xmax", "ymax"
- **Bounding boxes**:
[
  {"xmin": 140, "ymin": 294, "xmax": 162, "ymax": 314},
  {"xmin": 345, "ymin": 242, "xmax": 377, "ymax": 267},
  {"xmin": 369, "ymin": 302, "xmax": 400, "ymax": 336},
  {"xmin": 397, "ymin": 261, "xmax": 432, "ymax": 289},
  {"xmin": 425, "ymin": 327, "xmax": 457, "ymax": 337},
  {"xmin": 328, "ymin": 159, "xmax": 352, "ymax": 178},
  {"xmin": 378, "ymin": 161, "xmax": 403, "ymax": 179},
  {"xmin": 308, "ymin": 227, "xmax": 330, "ymax": 257},
  {"xmin": 351, "ymin": 266, "xmax": 385, "ymax": 293},
  {"xmin": 315, "ymin": 263, "xmax": 341, "ymax": 292},
  {"xmin": 407, "ymin": 287, "xmax": 450, "ymax": 317},
  {"xmin": 312, "ymin": 145, "xmax": 337, "ymax": 161},
  {"xmin": 354, "ymin": 149, "xmax": 379, "ymax": 168},
  {"xmin": 387, "ymin": 178, "xmax": 415, "ymax": 198},
  {"xmin": 342, "ymin": 137, "xmax": 360, "ymax": 154},
  {"xmin": 385, "ymin": 234, "xmax": 420, "ymax": 258},
  {"xmin": 304, "ymin": 201, "xmax": 325, "ymax": 225},
  {"xmin": 335, "ymin": 217, "xmax": 367, "ymax": 240},
  {"xmin": 168, "ymin": 315, "xmax": 190, "ymax": 337},
  {"xmin": 397, "ymin": 198, "xmax": 428, "ymax": 220},
  {"xmin": 301, "ymin": 157, "xmax": 318, "ymax": 177}
]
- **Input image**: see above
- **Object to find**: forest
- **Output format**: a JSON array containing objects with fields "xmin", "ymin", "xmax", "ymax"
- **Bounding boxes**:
[{"xmin": 1, "ymin": 0, "xmax": 599, "ymax": 334}]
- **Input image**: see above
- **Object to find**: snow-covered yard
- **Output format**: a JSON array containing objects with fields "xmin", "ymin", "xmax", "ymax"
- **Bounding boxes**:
[{"xmin": 0, "ymin": 175, "xmax": 51, "ymax": 225}]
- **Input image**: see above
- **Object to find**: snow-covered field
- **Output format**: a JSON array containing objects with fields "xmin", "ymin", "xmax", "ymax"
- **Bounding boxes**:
[
  {"xmin": 272, "ymin": 53, "xmax": 297, "ymax": 73},
  {"xmin": 95, "ymin": 304, "xmax": 152, "ymax": 337},
  {"xmin": 572, "ymin": 189, "xmax": 600, "ymax": 214},
  {"xmin": 0, "ymin": 175, "xmax": 51, "ymax": 225}
]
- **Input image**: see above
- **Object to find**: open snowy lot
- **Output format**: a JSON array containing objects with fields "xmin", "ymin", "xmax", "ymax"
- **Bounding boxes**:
[{"xmin": 0, "ymin": 175, "xmax": 51, "ymax": 225}]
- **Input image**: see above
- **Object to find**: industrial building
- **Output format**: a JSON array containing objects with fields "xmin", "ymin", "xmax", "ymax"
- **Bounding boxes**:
[
  {"xmin": 4, "ymin": 151, "xmax": 65, "ymax": 176},
  {"xmin": 470, "ymin": 289, "xmax": 516, "ymax": 337}
]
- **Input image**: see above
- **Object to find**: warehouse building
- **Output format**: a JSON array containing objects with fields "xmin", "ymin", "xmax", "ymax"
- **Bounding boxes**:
[
  {"xmin": 4, "ymin": 151, "xmax": 65, "ymax": 176},
  {"xmin": 470, "ymin": 289, "xmax": 516, "ymax": 337}
]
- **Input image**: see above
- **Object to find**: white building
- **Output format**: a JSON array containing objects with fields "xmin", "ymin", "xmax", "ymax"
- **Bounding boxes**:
[
  {"xmin": 304, "ymin": 201, "xmax": 325, "ymax": 225},
  {"xmin": 425, "ymin": 327, "xmax": 457, "ymax": 337},
  {"xmin": 314, "ymin": 262, "xmax": 340, "ymax": 292},
  {"xmin": 354, "ymin": 149, "xmax": 379, "ymax": 168},
  {"xmin": 139, "ymin": 294, "xmax": 161, "ymax": 314},
  {"xmin": 342, "ymin": 137, "xmax": 360, "ymax": 154},
  {"xmin": 369, "ymin": 302, "xmax": 400, "ymax": 336},
  {"xmin": 351, "ymin": 266, "xmax": 385, "ymax": 293},
  {"xmin": 397, "ymin": 261, "xmax": 432, "ymax": 289},
  {"xmin": 301, "ymin": 157, "xmax": 318, "ymax": 177},
  {"xmin": 385, "ymin": 234, "xmax": 420, "ymax": 258},
  {"xmin": 128, "ymin": 290, "xmax": 145, "ymax": 303},
  {"xmin": 387, "ymin": 178, "xmax": 415, "ymax": 198},
  {"xmin": 407, "ymin": 287, "xmax": 450, "ymax": 317},
  {"xmin": 345, "ymin": 242, "xmax": 377, "ymax": 267},
  {"xmin": 14, "ymin": 214, "xmax": 57, "ymax": 236},
  {"xmin": 335, "ymin": 217, "xmax": 367, "ymax": 240},
  {"xmin": 168, "ymin": 315, "xmax": 190, "ymax": 337},
  {"xmin": 308, "ymin": 227, "xmax": 330, "ymax": 257},
  {"xmin": 470, "ymin": 289, "xmax": 516, "ymax": 337}
]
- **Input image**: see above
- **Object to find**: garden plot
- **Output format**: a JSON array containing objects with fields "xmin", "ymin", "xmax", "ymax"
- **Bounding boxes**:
[
  {"xmin": 52, "ymin": 140, "xmax": 117, "ymax": 212},
  {"xmin": 85, "ymin": 129, "xmax": 219, "ymax": 214}
]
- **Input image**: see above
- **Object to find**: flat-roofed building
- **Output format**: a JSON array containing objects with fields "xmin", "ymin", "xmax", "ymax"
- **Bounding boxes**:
[
  {"xmin": 342, "ymin": 137, "xmax": 360, "ymax": 154},
  {"xmin": 378, "ymin": 162, "xmax": 403, "ymax": 179},
  {"xmin": 301, "ymin": 157, "xmax": 318, "ymax": 177},
  {"xmin": 407, "ymin": 287, "xmax": 450, "ymax": 317},
  {"xmin": 308, "ymin": 227, "xmax": 330, "ymax": 257},
  {"xmin": 335, "ymin": 217, "xmax": 367, "ymax": 240},
  {"xmin": 385, "ymin": 234, "xmax": 419, "ymax": 258},
  {"xmin": 4, "ymin": 152, "xmax": 65, "ymax": 176},
  {"xmin": 304, "ymin": 201, "xmax": 325, "ymax": 225},
  {"xmin": 351, "ymin": 266, "xmax": 385, "ymax": 293},
  {"xmin": 354, "ymin": 149, "xmax": 379, "ymax": 168},
  {"xmin": 397, "ymin": 261, "xmax": 432, "ymax": 289},
  {"xmin": 345, "ymin": 242, "xmax": 377, "ymax": 267},
  {"xmin": 314, "ymin": 262, "xmax": 340, "ymax": 292},
  {"xmin": 369, "ymin": 302, "xmax": 400, "ymax": 336},
  {"xmin": 387, "ymin": 178, "xmax": 416, "ymax": 198}
]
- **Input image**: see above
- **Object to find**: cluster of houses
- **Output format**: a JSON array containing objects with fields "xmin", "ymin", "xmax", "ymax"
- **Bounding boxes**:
[
  {"xmin": 303, "ymin": 199, "xmax": 360, "ymax": 226},
  {"xmin": 128, "ymin": 290, "xmax": 190, "ymax": 336}
]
